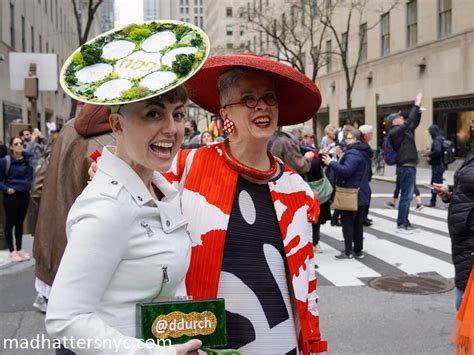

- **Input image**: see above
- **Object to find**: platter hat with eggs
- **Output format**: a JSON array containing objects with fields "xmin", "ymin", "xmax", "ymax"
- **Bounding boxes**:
[{"xmin": 60, "ymin": 20, "xmax": 210, "ymax": 110}]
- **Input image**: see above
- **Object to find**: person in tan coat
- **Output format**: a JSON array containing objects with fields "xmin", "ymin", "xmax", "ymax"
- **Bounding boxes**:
[{"xmin": 32, "ymin": 104, "xmax": 114, "ymax": 312}]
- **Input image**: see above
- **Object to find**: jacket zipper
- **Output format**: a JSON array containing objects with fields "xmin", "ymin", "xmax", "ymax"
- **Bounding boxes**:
[
  {"xmin": 140, "ymin": 221, "xmax": 154, "ymax": 237},
  {"xmin": 162, "ymin": 266, "xmax": 169, "ymax": 283}
]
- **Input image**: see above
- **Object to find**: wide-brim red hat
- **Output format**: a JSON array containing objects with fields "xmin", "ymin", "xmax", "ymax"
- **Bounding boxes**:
[{"xmin": 185, "ymin": 53, "xmax": 322, "ymax": 126}]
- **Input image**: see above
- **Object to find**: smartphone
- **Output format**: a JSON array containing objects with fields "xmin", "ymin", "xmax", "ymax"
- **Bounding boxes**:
[{"xmin": 423, "ymin": 184, "xmax": 434, "ymax": 190}]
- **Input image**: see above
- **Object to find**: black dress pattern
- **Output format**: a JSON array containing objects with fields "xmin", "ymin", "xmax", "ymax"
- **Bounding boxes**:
[{"xmin": 218, "ymin": 176, "xmax": 298, "ymax": 354}]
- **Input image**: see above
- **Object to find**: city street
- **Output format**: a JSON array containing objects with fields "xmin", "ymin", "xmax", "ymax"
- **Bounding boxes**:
[
  {"xmin": 0, "ymin": 0, "xmax": 472, "ymax": 353},
  {"xmin": 0, "ymin": 177, "xmax": 457, "ymax": 354}
]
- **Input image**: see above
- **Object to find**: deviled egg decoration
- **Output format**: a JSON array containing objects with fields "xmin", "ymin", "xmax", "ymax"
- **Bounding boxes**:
[{"xmin": 60, "ymin": 20, "xmax": 209, "ymax": 104}]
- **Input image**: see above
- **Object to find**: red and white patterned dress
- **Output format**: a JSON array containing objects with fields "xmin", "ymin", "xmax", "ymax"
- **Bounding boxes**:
[{"xmin": 164, "ymin": 142, "xmax": 327, "ymax": 354}]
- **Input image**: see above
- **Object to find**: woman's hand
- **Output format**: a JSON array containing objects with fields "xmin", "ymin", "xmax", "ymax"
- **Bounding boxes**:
[
  {"xmin": 88, "ymin": 161, "xmax": 98, "ymax": 183},
  {"xmin": 7, "ymin": 188, "xmax": 15, "ymax": 195},
  {"xmin": 174, "ymin": 339, "xmax": 202, "ymax": 355},
  {"xmin": 321, "ymin": 154, "xmax": 332, "ymax": 166},
  {"xmin": 335, "ymin": 146, "xmax": 343, "ymax": 157},
  {"xmin": 432, "ymin": 183, "xmax": 451, "ymax": 202}
]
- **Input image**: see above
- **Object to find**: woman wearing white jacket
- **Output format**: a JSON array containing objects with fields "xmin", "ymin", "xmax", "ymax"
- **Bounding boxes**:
[
  {"xmin": 45, "ymin": 86, "xmax": 201, "ymax": 355},
  {"xmin": 45, "ymin": 19, "xmax": 209, "ymax": 354}
]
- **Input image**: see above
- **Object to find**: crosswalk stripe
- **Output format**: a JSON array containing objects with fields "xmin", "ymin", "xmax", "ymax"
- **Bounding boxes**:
[
  {"xmin": 370, "ymin": 193, "xmax": 432, "ymax": 198},
  {"xmin": 318, "ymin": 224, "xmax": 454, "ymax": 286},
  {"xmin": 412, "ymin": 206, "xmax": 449, "ymax": 219},
  {"xmin": 368, "ymin": 215, "xmax": 452, "ymax": 253},
  {"xmin": 370, "ymin": 208, "xmax": 449, "ymax": 233},
  {"xmin": 315, "ymin": 241, "xmax": 380, "ymax": 286}
]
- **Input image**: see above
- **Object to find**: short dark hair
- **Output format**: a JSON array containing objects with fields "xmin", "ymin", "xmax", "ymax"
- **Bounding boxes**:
[{"xmin": 19, "ymin": 128, "xmax": 32, "ymax": 137}]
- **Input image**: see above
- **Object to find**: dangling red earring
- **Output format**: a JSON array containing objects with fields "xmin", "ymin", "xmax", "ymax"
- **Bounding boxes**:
[{"xmin": 223, "ymin": 119, "xmax": 235, "ymax": 134}]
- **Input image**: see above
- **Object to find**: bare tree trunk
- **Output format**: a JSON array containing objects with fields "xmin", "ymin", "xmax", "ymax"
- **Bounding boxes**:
[
  {"xmin": 68, "ymin": 0, "xmax": 105, "ymax": 119},
  {"xmin": 346, "ymin": 89, "xmax": 353, "ymax": 125}
]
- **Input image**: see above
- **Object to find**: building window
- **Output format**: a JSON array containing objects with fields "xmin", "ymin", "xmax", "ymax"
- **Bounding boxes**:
[
  {"xmin": 186, "ymin": 7, "xmax": 189, "ymax": 14},
  {"xmin": 180, "ymin": 7, "xmax": 183, "ymax": 14},
  {"xmin": 10, "ymin": 2, "xmax": 15, "ymax": 49},
  {"xmin": 326, "ymin": 39, "xmax": 332, "ymax": 73},
  {"xmin": 360, "ymin": 23, "xmax": 367, "ymax": 63},
  {"xmin": 381, "ymin": 12, "xmax": 390, "ymax": 56},
  {"xmin": 50, "ymin": 0, "xmax": 53, "ymax": 20},
  {"xmin": 325, "ymin": 0, "xmax": 332, "ymax": 10},
  {"xmin": 253, "ymin": 35, "xmax": 257, "ymax": 52},
  {"xmin": 180, "ymin": 0, "xmax": 183, "ymax": 4},
  {"xmin": 240, "ymin": 43, "xmax": 245, "ymax": 49},
  {"xmin": 259, "ymin": 31, "xmax": 263, "ymax": 50},
  {"xmin": 341, "ymin": 32, "xmax": 348, "ymax": 62},
  {"xmin": 406, "ymin": 0, "xmax": 417, "ymax": 48},
  {"xmin": 240, "ymin": 25, "xmax": 245, "ymax": 36},
  {"xmin": 55, "ymin": 0, "xmax": 58, "ymax": 27},
  {"xmin": 226, "ymin": 7, "xmax": 232, "ymax": 17},
  {"xmin": 21, "ymin": 16, "xmax": 26, "ymax": 52},
  {"xmin": 185, "ymin": 0, "xmax": 189, "ymax": 5},
  {"xmin": 438, "ymin": 0, "xmax": 452, "ymax": 38},
  {"xmin": 226, "ymin": 25, "xmax": 233, "ymax": 36},
  {"xmin": 39, "ymin": 34, "xmax": 42, "ymax": 52},
  {"xmin": 45, "ymin": 0, "xmax": 47, "ymax": 12},
  {"xmin": 226, "ymin": 43, "xmax": 233, "ymax": 49},
  {"xmin": 46, "ymin": 42, "xmax": 49, "ymax": 53},
  {"xmin": 195, "ymin": 16, "xmax": 198, "ymax": 25},
  {"xmin": 199, "ymin": 16, "xmax": 203, "ymax": 28},
  {"xmin": 31, "ymin": 26, "xmax": 35, "ymax": 51}
]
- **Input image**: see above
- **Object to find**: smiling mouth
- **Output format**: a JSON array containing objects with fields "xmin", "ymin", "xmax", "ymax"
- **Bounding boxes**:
[
  {"xmin": 253, "ymin": 116, "xmax": 271, "ymax": 128},
  {"xmin": 150, "ymin": 142, "xmax": 173, "ymax": 159}
]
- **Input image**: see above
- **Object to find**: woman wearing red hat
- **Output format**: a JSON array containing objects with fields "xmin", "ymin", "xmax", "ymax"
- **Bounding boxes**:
[{"xmin": 165, "ymin": 54, "xmax": 327, "ymax": 353}]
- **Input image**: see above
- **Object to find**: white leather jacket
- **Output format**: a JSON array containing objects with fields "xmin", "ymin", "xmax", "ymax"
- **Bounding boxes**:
[{"xmin": 45, "ymin": 147, "xmax": 191, "ymax": 354}]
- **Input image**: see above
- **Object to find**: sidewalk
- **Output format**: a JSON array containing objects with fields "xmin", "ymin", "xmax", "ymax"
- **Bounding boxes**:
[
  {"xmin": 0, "ymin": 234, "xmax": 35, "ymax": 273},
  {"xmin": 372, "ymin": 165, "xmax": 454, "ymax": 186}
]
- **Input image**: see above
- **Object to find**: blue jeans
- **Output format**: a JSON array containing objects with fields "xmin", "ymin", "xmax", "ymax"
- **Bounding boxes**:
[
  {"xmin": 455, "ymin": 287, "xmax": 465, "ymax": 310},
  {"xmin": 396, "ymin": 166, "xmax": 416, "ymax": 226},
  {"xmin": 430, "ymin": 164, "xmax": 446, "ymax": 204}
]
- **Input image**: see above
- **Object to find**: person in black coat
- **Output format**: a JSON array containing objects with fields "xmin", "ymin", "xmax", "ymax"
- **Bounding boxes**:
[
  {"xmin": 322, "ymin": 127, "xmax": 372, "ymax": 259},
  {"xmin": 0, "ymin": 137, "xmax": 34, "ymax": 262},
  {"xmin": 387, "ymin": 92, "xmax": 423, "ymax": 233},
  {"xmin": 424, "ymin": 124, "xmax": 446, "ymax": 207},
  {"xmin": 433, "ymin": 147, "xmax": 474, "ymax": 309}
]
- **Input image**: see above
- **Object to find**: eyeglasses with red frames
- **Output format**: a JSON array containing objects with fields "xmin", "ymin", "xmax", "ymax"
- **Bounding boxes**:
[{"xmin": 223, "ymin": 92, "xmax": 278, "ymax": 109}]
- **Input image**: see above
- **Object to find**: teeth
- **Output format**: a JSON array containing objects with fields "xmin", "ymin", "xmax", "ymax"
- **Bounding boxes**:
[
  {"xmin": 152, "ymin": 142, "xmax": 173, "ymax": 148},
  {"xmin": 254, "ymin": 117, "xmax": 270, "ymax": 124}
]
